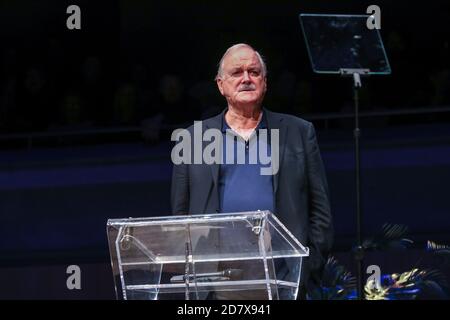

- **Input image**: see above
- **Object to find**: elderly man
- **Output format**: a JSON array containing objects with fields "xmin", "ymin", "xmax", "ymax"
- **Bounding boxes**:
[{"xmin": 171, "ymin": 43, "xmax": 333, "ymax": 299}]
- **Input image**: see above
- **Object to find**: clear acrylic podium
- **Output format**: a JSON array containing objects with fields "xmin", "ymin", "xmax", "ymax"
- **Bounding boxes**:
[{"xmin": 107, "ymin": 210, "xmax": 309, "ymax": 300}]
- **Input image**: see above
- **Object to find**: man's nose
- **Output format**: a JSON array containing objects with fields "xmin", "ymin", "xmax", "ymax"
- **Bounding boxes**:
[{"xmin": 241, "ymin": 71, "xmax": 251, "ymax": 83}]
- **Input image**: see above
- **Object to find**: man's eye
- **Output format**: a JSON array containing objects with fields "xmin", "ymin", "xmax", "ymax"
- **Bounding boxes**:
[
  {"xmin": 232, "ymin": 71, "xmax": 243, "ymax": 77},
  {"xmin": 250, "ymin": 70, "xmax": 261, "ymax": 76}
]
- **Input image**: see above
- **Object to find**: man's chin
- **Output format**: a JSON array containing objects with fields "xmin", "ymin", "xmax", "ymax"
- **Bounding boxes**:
[
  {"xmin": 235, "ymin": 94, "xmax": 260, "ymax": 103},
  {"xmin": 235, "ymin": 99, "xmax": 259, "ymax": 106}
]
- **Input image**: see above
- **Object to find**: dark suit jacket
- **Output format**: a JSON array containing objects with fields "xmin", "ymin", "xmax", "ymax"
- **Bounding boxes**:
[{"xmin": 170, "ymin": 108, "xmax": 333, "ymax": 295}]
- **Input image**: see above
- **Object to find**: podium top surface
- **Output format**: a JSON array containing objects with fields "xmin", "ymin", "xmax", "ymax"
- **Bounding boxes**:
[{"xmin": 108, "ymin": 210, "xmax": 271, "ymax": 226}]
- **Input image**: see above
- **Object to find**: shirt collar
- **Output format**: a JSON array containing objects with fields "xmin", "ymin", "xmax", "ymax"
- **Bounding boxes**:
[{"xmin": 221, "ymin": 109, "xmax": 268, "ymax": 133}]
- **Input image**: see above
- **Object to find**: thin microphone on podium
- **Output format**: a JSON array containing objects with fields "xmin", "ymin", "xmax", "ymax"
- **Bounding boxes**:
[{"xmin": 170, "ymin": 268, "xmax": 243, "ymax": 283}]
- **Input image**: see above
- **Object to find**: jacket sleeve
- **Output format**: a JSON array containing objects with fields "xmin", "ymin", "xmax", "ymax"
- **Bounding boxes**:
[
  {"xmin": 304, "ymin": 121, "xmax": 334, "ymax": 275},
  {"xmin": 170, "ymin": 162, "xmax": 190, "ymax": 215}
]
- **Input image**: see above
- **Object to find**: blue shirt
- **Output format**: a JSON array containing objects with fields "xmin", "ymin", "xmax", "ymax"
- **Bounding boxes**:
[{"xmin": 218, "ymin": 111, "xmax": 274, "ymax": 214}]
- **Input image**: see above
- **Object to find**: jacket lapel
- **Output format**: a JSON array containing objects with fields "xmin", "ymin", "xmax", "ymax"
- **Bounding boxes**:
[
  {"xmin": 204, "ymin": 110, "xmax": 225, "ymax": 187},
  {"xmin": 264, "ymin": 109, "xmax": 287, "ymax": 195}
]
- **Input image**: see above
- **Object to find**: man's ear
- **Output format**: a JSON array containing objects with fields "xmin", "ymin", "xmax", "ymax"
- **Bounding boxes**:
[{"xmin": 216, "ymin": 78, "xmax": 225, "ymax": 96}]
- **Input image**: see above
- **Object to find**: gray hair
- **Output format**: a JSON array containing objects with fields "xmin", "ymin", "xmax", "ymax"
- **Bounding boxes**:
[{"xmin": 215, "ymin": 43, "xmax": 267, "ymax": 80}]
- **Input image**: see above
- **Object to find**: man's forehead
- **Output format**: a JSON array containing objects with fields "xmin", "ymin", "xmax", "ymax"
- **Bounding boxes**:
[{"xmin": 223, "ymin": 48, "xmax": 261, "ymax": 69}]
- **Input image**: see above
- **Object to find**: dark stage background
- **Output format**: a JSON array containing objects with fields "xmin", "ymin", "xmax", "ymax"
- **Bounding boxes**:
[{"xmin": 0, "ymin": 0, "xmax": 449, "ymax": 299}]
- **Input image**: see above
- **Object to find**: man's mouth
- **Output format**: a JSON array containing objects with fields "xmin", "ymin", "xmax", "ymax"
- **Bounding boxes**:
[{"xmin": 239, "ymin": 87, "xmax": 255, "ymax": 92}]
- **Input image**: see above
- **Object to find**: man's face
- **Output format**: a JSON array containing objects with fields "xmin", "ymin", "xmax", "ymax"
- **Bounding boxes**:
[{"xmin": 217, "ymin": 47, "xmax": 267, "ymax": 108}]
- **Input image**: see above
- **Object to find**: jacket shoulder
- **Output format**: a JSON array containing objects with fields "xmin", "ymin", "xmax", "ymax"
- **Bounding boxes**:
[
  {"xmin": 182, "ymin": 112, "xmax": 223, "ymax": 133},
  {"xmin": 266, "ymin": 109, "xmax": 313, "ymax": 130}
]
